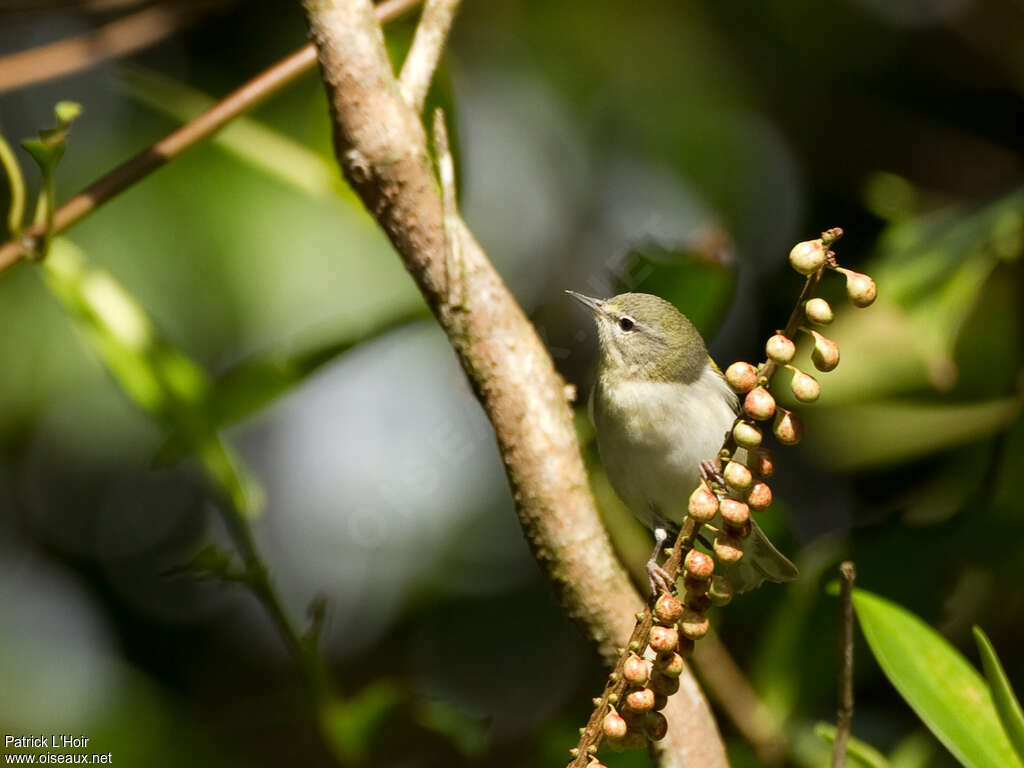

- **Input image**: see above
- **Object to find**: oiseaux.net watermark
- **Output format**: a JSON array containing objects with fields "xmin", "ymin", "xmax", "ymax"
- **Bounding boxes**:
[{"xmin": 3, "ymin": 735, "xmax": 111, "ymax": 765}]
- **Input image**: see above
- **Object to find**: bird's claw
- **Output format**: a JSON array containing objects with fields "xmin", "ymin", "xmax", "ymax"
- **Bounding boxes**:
[
  {"xmin": 647, "ymin": 559, "xmax": 675, "ymax": 598},
  {"xmin": 700, "ymin": 459, "xmax": 725, "ymax": 488}
]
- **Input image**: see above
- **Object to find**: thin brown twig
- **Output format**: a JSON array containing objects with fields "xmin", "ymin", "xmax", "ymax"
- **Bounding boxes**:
[
  {"xmin": 832, "ymin": 560, "xmax": 857, "ymax": 768},
  {"xmin": 0, "ymin": 0, "xmax": 423, "ymax": 275},
  {"xmin": 0, "ymin": 0, "xmax": 223, "ymax": 94},
  {"xmin": 399, "ymin": 0, "xmax": 462, "ymax": 113}
]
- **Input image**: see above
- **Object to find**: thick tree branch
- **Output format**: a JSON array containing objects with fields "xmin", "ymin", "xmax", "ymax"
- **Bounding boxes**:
[
  {"xmin": 398, "ymin": 0, "xmax": 461, "ymax": 112},
  {"xmin": 301, "ymin": 2, "xmax": 728, "ymax": 766}
]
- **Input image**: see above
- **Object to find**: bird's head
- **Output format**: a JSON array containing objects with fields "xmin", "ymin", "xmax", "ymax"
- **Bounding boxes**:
[{"xmin": 566, "ymin": 291, "xmax": 708, "ymax": 383}]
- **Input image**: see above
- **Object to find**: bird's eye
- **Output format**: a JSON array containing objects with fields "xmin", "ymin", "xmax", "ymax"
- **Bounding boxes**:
[{"xmin": 618, "ymin": 316, "xmax": 635, "ymax": 331}]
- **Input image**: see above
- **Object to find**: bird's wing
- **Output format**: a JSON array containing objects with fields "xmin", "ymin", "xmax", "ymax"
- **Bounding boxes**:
[{"xmin": 716, "ymin": 518, "xmax": 799, "ymax": 594}]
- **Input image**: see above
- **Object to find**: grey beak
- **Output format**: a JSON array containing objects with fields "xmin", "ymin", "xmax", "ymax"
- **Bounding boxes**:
[{"xmin": 565, "ymin": 290, "xmax": 603, "ymax": 314}]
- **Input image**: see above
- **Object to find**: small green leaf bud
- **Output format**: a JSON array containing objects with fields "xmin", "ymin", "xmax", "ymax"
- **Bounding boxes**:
[
  {"xmin": 687, "ymin": 485, "xmax": 719, "ymax": 523},
  {"xmin": 732, "ymin": 420, "xmax": 763, "ymax": 449},
  {"xmin": 649, "ymin": 625, "xmax": 679, "ymax": 654},
  {"xmin": 789, "ymin": 239, "xmax": 826, "ymax": 275},
  {"xmin": 744, "ymin": 386, "xmax": 776, "ymax": 421},
  {"xmin": 654, "ymin": 593, "xmax": 684, "ymax": 625},
  {"xmin": 805, "ymin": 297, "xmax": 834, "ymax": 325},
  {"xmin": 684, "ymin": 549, "xmax": 714, "ymax": 580},
  {"xmin": 810, "ymin": 330, "xmax": 840, "ymax": 372},
  {"xmin": 789, "ymin": 367, "xmax": 820, "ymax": 402},
  {"xmin": 725, "ymin": 361, "xmax": 758, "ymax": 393},
  {"xmin": 766, "ymin": 334, "xmax": 796, "ymax": 364}
]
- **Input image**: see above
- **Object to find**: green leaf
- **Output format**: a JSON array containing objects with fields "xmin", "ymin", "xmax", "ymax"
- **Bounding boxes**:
[
  {"xmin": 852, "ymin": 589, "xmax": 1024, "ymax": 768},
  {"xmin": 806, "ymin": 396, "xmax": 1022, "ymax": 470},
  {"xmin": 815, "ymin": 721, "xmax": 890, "ymax": 768},
  {"xmin": 319, "ymin": 681, "xmax": 404, "ymax": 764},
  {"xmin": 163, "ymin": 544, "xmax": 247, "ymax": 583},
  {"xmin": 973, "ymin": 626, "xmax": 1024, "ymax": 762},
  {"xmin": 41, "ymin": 238, "xmax": 262, "ymax": 518},
  {"xmin": 20, "ymin": 100, "xmax": 83, "ymax": 176}
]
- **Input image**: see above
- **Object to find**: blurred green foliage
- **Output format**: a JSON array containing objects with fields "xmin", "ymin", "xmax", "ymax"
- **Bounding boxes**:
[{"xmin": 0, "ymin": 0, "xmax": 1022, "ymax": 766}]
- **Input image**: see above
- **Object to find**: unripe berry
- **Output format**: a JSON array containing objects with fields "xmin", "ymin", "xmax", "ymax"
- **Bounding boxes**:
[
  {"xmin": 720, "ymin": 498, "xmax": 750, "ymax": 530},
  {"xmin": 603, "ymin": 709, "xmax": 628, "ymax": 740},
  {"xmin": 765, "ymin": 334, "xmax": 795, "ymax": 364},
  {"xmin": 649, "ymin": 625, "xmax": 679, "ymax": 654},
  {"xmin": 805, "ymin": 297, "xmax": 834, "ymax": 325},
  {"xmin": 773, "ymin": 408, "xmax": 803, "ymax": 445},
  {"xmin": 789, "ymin": 368, "xmax": 820, "ymax": 402},
  {"xmin": 655, "ymin": 652, "xmax": 685, "ymax": 678},
  {"xmin": 687, "ymin": 485, "xmax": 719, "ymax": 523},
  {"xmin": 732, "ymin": 420, "xmax": 762, "ymax": 449},
  {"xmin": 684, "ymin": 549, "xmax": 714, "ymax": 580},
  {"xmin": 686, "ymin": 592, "xmax": 712, "ymax": 614},
  {"xmin": 649, "ymin": 671, "xmax": 680, "ymax": 696},
  {"xmin": 842, "ymin": 269, "xmax": 877, "ymax": 307},
  {"xmin": 723, "ymin": 461, "xmax": 753, "ymax": 492},
  {"xmin": 623, "ymin": 653, "xmax": 650, "ymax": 686},
  {"xmin": 645, "ymin": 711, "xmax": 669, "ymax": 741},
  {"xmin": 654, "ymin": 593, "xmax": 684, "ymax": 625},
  {"xmin": 679, "ymin": 608, "xmax": 710, "ymax": 640},
  {"xmin": 725, "ymin": 361, "xmax": 758, "ymax": 393},
  {"xmin": 747, "ymin": 481, "xmax": 772, "ymax": 510},
  {"xmin": 744, "ymin": 386, "xmax": 776, "ymax": 421},
  {"xmin": 708, "ymin": 575, "xmax": 734, "ymax": 606},
  {"xmin": 625, "ymin": 687, "xmax": 656, "ymax": 713},
  {"xmin": 751, "ymin": 448, "xmax": 774, "ymax": 477},
  {"xmin": 810, "ymin": 331, "xmax": 840, "ymax": 372},
  {"xmin": 789, "ymin": 239, "xmax": 826, "ymax": 275},
  {"xmin": 714, "ymin": 533, "xmax": 744, "ymax": 564},
  {"xmin": 652, "ymin": 693, "xmax": 668, "ymax": 711}
]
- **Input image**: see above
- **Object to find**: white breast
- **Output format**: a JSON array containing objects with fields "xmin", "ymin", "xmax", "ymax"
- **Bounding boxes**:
[{"xmin": 592, "ymin": 364, "xmax": 737, "ymax": 530}]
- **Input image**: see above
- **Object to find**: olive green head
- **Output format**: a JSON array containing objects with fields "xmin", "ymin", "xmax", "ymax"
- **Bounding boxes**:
[{"xmin": 566, "ymin": 291, "xmax": 708, "ymax": 382}]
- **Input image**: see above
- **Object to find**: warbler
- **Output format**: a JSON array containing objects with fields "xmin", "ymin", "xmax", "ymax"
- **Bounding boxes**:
[{"xmin": 567, "ymin": 290, "xmax": 797, "ymax": 596}]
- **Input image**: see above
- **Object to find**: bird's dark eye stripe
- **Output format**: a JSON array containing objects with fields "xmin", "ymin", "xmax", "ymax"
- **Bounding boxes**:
[{"xmin": 619, "ymin": 316, "xmax": 635, "ymax": 331}]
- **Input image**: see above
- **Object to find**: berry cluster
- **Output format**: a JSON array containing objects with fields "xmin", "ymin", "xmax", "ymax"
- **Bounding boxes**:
[{"xmin": 569, "ymin": 228, "xmax": 876, "ymax": 767}]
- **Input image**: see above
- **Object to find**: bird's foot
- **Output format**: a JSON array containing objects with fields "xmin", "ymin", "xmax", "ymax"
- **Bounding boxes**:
[
  {"xmin": 647, "ymin": 558, "xmax": 675, "ymax": 598},
  {"xmin": 700, "ymin": 459, "xmax": 725, "ymax": 488}
]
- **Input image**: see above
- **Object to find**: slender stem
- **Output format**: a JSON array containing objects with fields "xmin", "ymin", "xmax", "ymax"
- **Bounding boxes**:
[
  {"xmin": 831, "ymin": 560, "xmax": 857, "ymax": 768},
  {"xmin": 399, "ymin": 0, "xmax": 463, "ymax": 113},
  {"xmin": 0, "ymin": 1, "xmax": 221, "ymax": 95},
  {"xmin": 0, "ymin": 134, "xmax": 26, "ymax": 235},
  {"xmin": 0, "ymin": 0, "xmax": 423, "ymax": 275}
]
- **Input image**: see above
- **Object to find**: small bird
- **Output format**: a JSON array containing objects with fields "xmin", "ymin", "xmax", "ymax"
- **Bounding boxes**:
[{"xmin": 567, "ymin": 290, "xmax": 797, "ymax": 597}]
